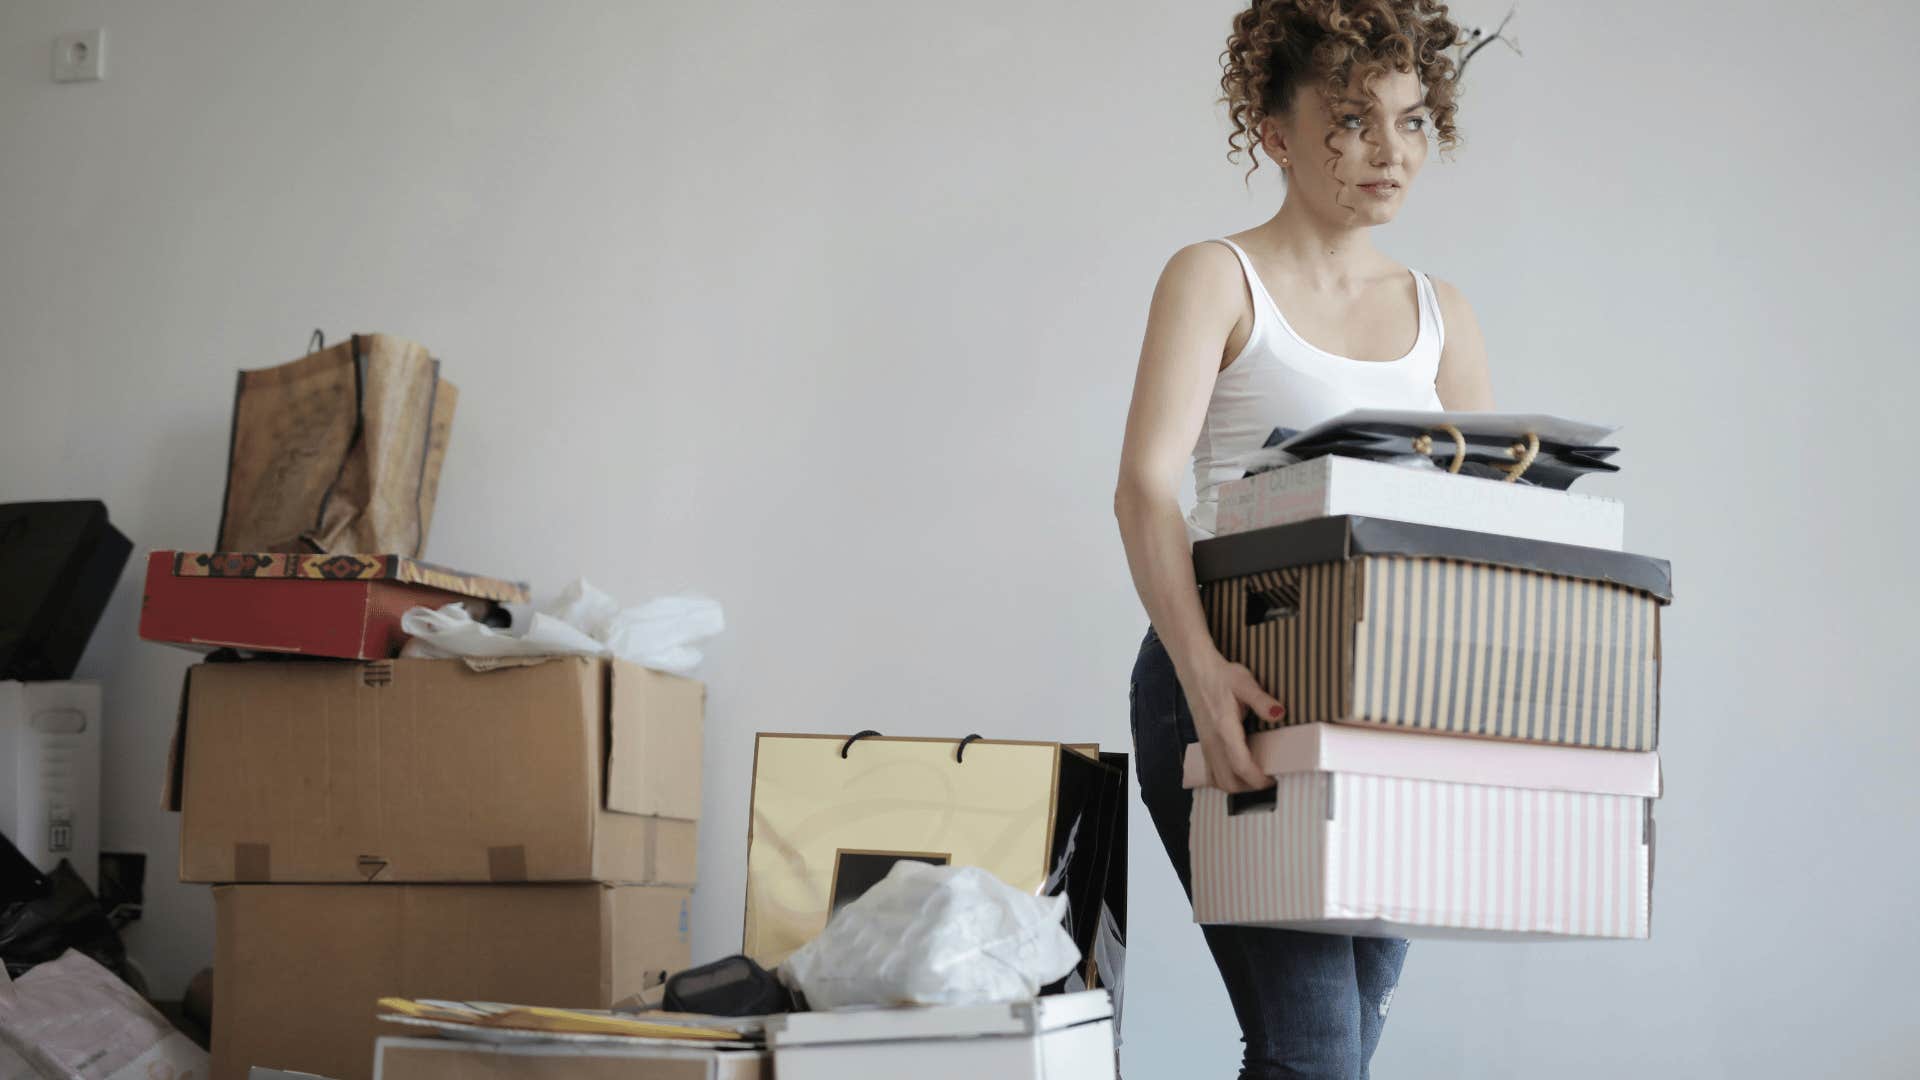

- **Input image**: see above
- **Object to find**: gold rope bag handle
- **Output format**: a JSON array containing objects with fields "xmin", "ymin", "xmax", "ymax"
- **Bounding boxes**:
[
  {"xmin": 1498, "ymin": 431, "xmax": 1540, "ymax": 483},
  {"xmin": 1410, "ymin": 423, "xmax": 1467, "ymax": 473},
  {"xmin": 1411, "ymin": 425, "xmax": 1540, "ymax": 483}
]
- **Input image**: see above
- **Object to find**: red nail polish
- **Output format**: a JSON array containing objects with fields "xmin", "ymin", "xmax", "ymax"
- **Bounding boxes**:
[{"xmin": 1269, "ymin": 706, "xmax": 1284, "ymax": 719}]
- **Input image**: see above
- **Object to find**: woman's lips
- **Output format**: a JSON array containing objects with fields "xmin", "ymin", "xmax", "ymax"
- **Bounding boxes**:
[{"xmin": 1358, "ymin": 182, "xmax": 1400, "ymax": 198}]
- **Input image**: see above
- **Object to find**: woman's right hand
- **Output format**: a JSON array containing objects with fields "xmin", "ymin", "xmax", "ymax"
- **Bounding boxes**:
[{"xmin": 1179, "ymin": 650, "xmax": 1285, "ymax": 794}]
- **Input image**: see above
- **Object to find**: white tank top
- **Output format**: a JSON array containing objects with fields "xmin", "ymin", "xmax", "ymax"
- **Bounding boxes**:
[{"xmin": 1187, "ymin": 237, "xmax": 1446, "ymax": 539}]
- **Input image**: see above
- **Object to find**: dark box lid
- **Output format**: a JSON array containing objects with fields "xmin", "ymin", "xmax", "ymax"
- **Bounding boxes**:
[{"xmin": 1193, "ymin": 515, "xmax": 1673, "ymax": 602}]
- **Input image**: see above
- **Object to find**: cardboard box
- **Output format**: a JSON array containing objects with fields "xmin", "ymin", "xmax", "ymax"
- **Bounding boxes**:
[
  {"xmin": 214, "ymin": 883, "xmax": 691, "ymax": 1080},
  {"xmin": 1196, "ymin": 515, "xmax": 1671, "ymax": 750},
  {"xmin": 373, "ymin": 1038, "xmax": 769, "ymax": 1079},
  {"xmin": 138, "ymin": 550, "xmax": 528, "ymax": 660},
  {"xmin": 1184, "ymin": 724, "xmax": 1659, "ymax": 939},
  {"xmin": 743, "ymin": 734, "xmax": 1124, "ymax": 977},
  {"xmin": 169, "ymin": 657, "xmax": 700, "ymax": 884},
  {"xmin": 1213, "ymin": 455, "xmax": 1627, "ymax": 549},
  {"xmin": 766, "ymin": 990, "xmax": 1115, "ymax": 1080},
  {"xmin": 0, "ymin": 681, "xmax": 100, "ymax": 889},
  {"xmin": 0, "ymin": 500, "xmax": 132, "ymax": 680}
]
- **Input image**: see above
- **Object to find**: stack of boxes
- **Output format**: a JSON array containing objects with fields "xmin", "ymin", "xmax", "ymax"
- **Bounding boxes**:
[
  {"xmin": 154, "ymin": 614, "xmax": 706, "ymax": 1078},
  {"xmin": 130, "ymin": 340, "xmax": 712, "ymax": 1077},
  {"xmin": 1184, "ymin": 446, "xmax": 1670, "ymax": 939}
]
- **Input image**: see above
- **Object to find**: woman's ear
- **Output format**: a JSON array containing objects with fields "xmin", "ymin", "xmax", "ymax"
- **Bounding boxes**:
[{"xmin": 1259, "ymin": 116, "xmax": 1289, "ymax": 167}]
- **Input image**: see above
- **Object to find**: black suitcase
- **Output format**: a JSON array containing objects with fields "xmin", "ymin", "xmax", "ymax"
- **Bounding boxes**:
[{"xmin": 0, "ymin": 501, "xmax": 132, "ymax": 680}]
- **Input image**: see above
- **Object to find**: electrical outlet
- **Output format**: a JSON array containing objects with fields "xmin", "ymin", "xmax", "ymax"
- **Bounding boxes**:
[{"xmin": 53, "ymin": 29, "xmax": 105, "ymax": 83}]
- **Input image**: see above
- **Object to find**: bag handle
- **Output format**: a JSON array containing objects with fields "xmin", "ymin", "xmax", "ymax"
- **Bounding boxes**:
[
  {"xmin": 837, "ymin": 730, "xmax": 987, "ymax": 763},
  {"xmin": 839, "ymin": 730, "xmax": 882, "ymax": 758},
  {"xmin": 954, "ymin": 733, "xmax": 983, "ymax": 763},
  {"xmin": 1411, "ymin": 423, "xmax": 1540, "ymax": 483}
]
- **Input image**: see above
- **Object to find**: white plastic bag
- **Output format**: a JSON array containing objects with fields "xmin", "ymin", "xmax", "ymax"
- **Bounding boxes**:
[
  {"xmin": 400, "ymin": 602, "xmax": 607, "ymax": 661},
  {"xmin": 401, "ymin": 579, "xmax": 724, "ymax": 675},
  {"xmin": 779, "ymin": 862, "xmax": 1081, "ymax": 1010}
]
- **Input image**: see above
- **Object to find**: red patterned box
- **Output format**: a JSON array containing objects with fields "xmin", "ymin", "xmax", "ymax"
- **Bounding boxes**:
[{"xmin": 138, "ymin": 550, "xmax": 527, "ymax": 660}]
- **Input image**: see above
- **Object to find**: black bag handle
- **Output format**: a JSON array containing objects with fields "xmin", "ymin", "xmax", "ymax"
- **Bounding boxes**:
[
  {"xmin": 837, "ymin": 731, "xmax": 988, "ymax": 762},
  {"xmin": 839, "ymin": 730, "xmax": 882, "ymax": 758}
]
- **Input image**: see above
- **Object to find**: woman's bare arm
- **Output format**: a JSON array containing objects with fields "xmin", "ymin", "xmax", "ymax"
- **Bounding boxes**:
[
  {"xmin": 1115, "ymin": 242, "xmax": 1284, "ymax": 793},
  {"xmin": 1432, "ymin": 277, "xmax": 1495, "ymax": 410}
]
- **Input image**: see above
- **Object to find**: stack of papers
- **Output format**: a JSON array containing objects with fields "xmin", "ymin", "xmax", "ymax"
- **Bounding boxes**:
[{"xmin": 377, "ymin": 998, "xmax": 765, "ymax": 1048}]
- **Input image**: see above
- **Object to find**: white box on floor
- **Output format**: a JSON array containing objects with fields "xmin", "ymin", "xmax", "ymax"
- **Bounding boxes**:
[
  {"xmin": 1213, "ymin": 455, "xmax": 1626, "ymax": 549},
  {"xmin": 0, "ymin": 681, "xmax": 100, "ymax": 889},
  {"xmin": 373, "ymin": 1037, "xmax": 768, "ymax": 1079},
  {"xmin": 1185, "ymin": 724, "xmax": 1660, "ymax": 940},
  {"xmin": 766, "ymin": 991, "xmax": 1115, "ymax": 1080}
]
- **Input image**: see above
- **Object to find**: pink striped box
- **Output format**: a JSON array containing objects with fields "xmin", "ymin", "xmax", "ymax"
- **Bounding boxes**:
[{"xmin": 1183, "ymin": 724, "xmax": 1659, "ymax": 939}]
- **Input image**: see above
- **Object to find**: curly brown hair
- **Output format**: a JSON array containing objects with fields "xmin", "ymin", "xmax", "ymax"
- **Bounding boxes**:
[{"xmin": 1220, "ymin": 0, "xmax": 1465, "ymax": 181}]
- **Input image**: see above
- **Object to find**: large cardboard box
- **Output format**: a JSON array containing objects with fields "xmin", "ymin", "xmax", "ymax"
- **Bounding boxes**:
[
  {"xmin": 213, "ymin": 883, "xmax": 691, "ymax": 1080},
  {"xmin": 374, "ymin": 1038, "xmax": 769, "ymax": 1079},
  {"xmin": 0, "ymin": 681, "xmax": 100, "ymax": 889},
  {"xmin": 1184, "ymin": 724, "xmax": 1659, "ymax": 939},
  {"xmin": 1196, "ymin": 515, "xmax": 1672, "ymax": 750},
  {"xmin": 169, "ymin": 657, "xmax": 700, "ymax": 884},
  {"xmin": 766, "ymin": 990, "xmax": 1115, "ymax": 1080},
  {"xmin": 138, "ymin": 550, "xmax": 528, "ymax": 661},
  {"xmin": 1213, "ymin": 455, "xmax": 1626, "ymax": 549}
]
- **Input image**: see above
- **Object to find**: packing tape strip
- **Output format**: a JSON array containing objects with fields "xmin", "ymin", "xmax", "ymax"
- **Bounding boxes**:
[
  {"xmin": 233, "ymin": 843, "xmax": 271, "ymax": 881},
  {"xmin": 487, "ymin": 844, "xmax": 529, "ymax": 882}
]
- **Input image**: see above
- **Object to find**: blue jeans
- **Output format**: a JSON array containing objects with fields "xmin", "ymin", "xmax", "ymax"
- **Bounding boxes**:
[{"xmin": 1130, "ymin": 626, "xmax": 1409, "ymax": 1080}]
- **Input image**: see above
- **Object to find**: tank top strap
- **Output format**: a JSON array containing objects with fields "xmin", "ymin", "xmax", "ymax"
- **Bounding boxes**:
[
  {"xmin": 1208, "ymin": 238, "xmax": 1271, "ymax": 340},
  {"xmin": 1412, "ymin": 269, "xmax": 1446, "ymax": 356}
]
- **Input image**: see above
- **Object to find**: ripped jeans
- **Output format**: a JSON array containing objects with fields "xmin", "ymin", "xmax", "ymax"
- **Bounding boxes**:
[{"xmin": 1130, "ymin": 626, "xmax": 1409, "ymax": 1080}]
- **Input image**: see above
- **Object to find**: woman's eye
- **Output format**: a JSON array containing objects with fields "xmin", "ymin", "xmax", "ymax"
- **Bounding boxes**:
[{"xmin": 1340, "ymin": 115, "xmax": 1365, "ymax": 129}]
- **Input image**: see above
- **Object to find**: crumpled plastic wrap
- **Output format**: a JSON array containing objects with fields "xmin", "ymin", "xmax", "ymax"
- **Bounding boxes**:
[
  {"xmin": 400, "ymin": 579, "xmax": 723, "ymax": 675},
  {"xmin": 779, "ymin": 862, "xmax": 1081, "ymax": 1010}
]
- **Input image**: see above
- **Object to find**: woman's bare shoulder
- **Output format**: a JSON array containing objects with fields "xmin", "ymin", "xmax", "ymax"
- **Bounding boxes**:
[
  {"xmin": 1426, "ymin": 274, "xmax": 1476, "ymax": 314},
  {"xmin": 1161, "ymin": 239, "xmax": 1242, "ymax": 283}
]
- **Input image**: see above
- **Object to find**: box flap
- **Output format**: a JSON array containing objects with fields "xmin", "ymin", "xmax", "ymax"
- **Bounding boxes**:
[
  {"xmin": 162, "ymin": 665, "xmax": 192, "ymax": 812},
  {"xmin": 162, "ymin": 550, "xmax": 528, "ymax": 603},
  {"xmin": 1192, "ymin": 515, "xmax": 1672, "ymax": 601},
  {"xmin": 766, "ymin": 990, "xmax": 1112, "ymax": 1047},
  {"xmin": 1182, "ymin": 722, "xmax": 1661, "ymax": 797},
  {"xmin": 605, "ymin": 663, "xmax": 703, "ymax": 821}
]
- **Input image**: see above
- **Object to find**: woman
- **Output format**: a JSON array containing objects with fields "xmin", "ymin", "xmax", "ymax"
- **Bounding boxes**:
[{"xmin": 1113, "ymin": 2, "xmax": 1494, "ymax": 1076}]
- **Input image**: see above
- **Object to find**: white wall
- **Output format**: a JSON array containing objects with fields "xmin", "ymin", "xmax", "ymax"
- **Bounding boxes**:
[{"xmin": 3, "ymin": 1, "xmax": 1915, "ymax": 1076}]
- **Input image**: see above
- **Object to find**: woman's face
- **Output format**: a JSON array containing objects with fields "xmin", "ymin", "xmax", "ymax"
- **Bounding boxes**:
[{"xmin": 1261, "ymin": 68, "xmax": 1432, "ymax": 225}]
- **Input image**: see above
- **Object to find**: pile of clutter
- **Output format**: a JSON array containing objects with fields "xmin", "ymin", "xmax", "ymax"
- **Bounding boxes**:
[
  {"xmin": 1185, "ymin": 409, "xmax": 1672, "ymax": 939},
  {"xmin": 0, "ymin": 500, "xmax": 194, "ymax": 1074},
  {"xmin": 9, "ymin": 332, "xmax": 1124, "ymax": 1080},
  {"xmin": 368, "ymin": 864, "xmax": 1117, "ymax": 1079}
]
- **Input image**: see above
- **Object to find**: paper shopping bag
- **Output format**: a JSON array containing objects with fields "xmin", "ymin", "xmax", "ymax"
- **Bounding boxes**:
[
  {"xmin": 743, "ymin": 732, "xmax": 1124, "ymax": 989},
  {"xmin": 216, "ymin": 333, "xmax": 457, "ymax": 558}
]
